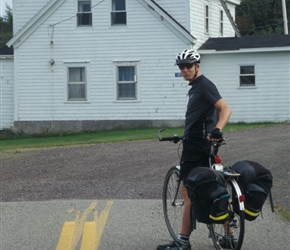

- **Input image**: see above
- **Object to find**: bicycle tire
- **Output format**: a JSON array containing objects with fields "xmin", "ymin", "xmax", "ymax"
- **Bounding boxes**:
[
  {"xmin": 208, "ymin": 180, "xmax": 245, "ymax": 250},
  {"xmin": 162, "ymin": 166, "xmax": 183, "ymax": 241}
]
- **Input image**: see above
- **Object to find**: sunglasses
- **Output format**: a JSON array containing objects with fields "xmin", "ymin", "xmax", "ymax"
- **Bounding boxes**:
[{"xmin": 178, "ymin": 64, "xmax": 194, "ymax": 70}]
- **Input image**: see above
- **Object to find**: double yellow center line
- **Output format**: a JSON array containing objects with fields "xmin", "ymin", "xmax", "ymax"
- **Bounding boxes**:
[{"xmin": 56, "ymin": 200, "xmax": 114, "ymax": 250}]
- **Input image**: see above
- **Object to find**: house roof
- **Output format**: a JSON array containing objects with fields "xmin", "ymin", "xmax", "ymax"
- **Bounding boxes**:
[
  {"xmin": 0, "ymin": 47, "xmax": 14, "ymax": 55},
  {"xmin": 8, "ymin": 0, "xmax": 195, "ymax": 48},
  {"xmin": 227, "ymin": 0, "xmax": 241, "ymax": 5},
  {"xmin": 137, "ymin": 0, "xmax": 195, "ymax": 44},
  {"xmin": 149, "ymin": 0, "xmax": 195, "ymax": 40},
  {"xmin": 7, "ymin": 0, "xmax": 66, "ymax": 48},
  {"xmin": 199, "ymin": 35, "xmax": 290, "ymax": 52}
]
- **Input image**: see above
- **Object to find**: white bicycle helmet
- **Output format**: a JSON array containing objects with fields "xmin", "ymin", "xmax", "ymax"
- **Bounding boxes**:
[{"xmin": 175, "ymin": 49, "xmax": 201, "ymax": 65}]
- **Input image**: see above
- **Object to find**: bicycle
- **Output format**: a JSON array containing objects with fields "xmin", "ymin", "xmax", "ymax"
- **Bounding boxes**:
[{"xmin": 158, "ymin": 129, "xmax": 245, "ymax": 250}]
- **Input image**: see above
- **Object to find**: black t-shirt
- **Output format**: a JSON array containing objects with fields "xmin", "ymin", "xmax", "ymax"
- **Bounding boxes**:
[{"xmin": 184, "ymin": 75, "xmax": 222, "ymax": 139}]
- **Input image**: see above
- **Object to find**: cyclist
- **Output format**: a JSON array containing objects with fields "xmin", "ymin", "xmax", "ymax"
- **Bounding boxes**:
[{"xmin": 157, "ymin": 49, "xmax": 233, "ymax": 250}]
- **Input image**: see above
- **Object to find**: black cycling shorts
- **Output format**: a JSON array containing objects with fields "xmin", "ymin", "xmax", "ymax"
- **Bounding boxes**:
[
  {"xmin": 180, "ymin": 154, "xmax": 211, "ymax": 181},
  {"xmin": 179, "ymin": 139, "xmax": 211, "ymax": 180}
]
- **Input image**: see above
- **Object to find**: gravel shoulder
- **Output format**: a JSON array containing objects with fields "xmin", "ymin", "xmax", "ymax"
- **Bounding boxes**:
[{"xmin": 1, "ymin": 124, "xmax": 289, "ymax": 214}]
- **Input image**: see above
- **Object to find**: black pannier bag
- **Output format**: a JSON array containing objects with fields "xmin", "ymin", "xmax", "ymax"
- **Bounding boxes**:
[
  {"xmin": 231, "ymin": 160, "xmax": 273, "ymax": 221},
  {"xmin": 185, "ymin": 167, "xmax": 229, "ymax": 224}
]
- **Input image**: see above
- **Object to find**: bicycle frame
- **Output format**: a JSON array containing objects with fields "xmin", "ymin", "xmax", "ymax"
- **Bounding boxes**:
[
  {"xmin": 159, "ymin": 129, "xmax": 245, "ymax": 250},
  {"xmin": 229, "ymin": 178, "xmax": 245, "ymax": 211},
  {"xmin": 209, "ymin": 145, "xmax": 245, "ymax": 212}
]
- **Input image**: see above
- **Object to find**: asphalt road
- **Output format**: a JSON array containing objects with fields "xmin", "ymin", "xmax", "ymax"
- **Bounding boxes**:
[
  {"xmin": 1, "ymin": 124, "xmax": 290, "ymax": 249},
  {"xmin": 1, "ymin": 199, "xmax": 289, "ymax": 250}
]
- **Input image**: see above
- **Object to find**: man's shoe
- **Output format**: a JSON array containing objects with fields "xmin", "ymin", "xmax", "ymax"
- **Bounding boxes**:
[
  {"xmin": 156, "ymin": 240, "xmax": 191, "ymax": 250},
  {"xmin": 218, "ymin": 233, "xmax": 238, "ymax": 249}
]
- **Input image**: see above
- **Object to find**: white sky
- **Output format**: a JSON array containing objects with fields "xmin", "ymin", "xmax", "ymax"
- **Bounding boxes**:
[{"xmin": 0, "ymin": 0, "xmax": 12, "ymax": 17}]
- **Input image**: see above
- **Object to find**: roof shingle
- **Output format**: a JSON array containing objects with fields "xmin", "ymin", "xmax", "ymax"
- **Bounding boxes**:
[{"xmin": 199, "ymin": 35, "xmax": 290, "ymax": 51}]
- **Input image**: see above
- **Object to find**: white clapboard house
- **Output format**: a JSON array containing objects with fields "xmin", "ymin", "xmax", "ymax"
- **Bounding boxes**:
[{"xmin": 2, "ymin": 0, "xmax": 289, "ymax": 133}]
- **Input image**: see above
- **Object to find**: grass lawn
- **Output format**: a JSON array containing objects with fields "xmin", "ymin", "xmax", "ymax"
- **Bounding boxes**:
[{"xmin": 0, "ymin": 122, "xmax": 282, "ymax": 152}]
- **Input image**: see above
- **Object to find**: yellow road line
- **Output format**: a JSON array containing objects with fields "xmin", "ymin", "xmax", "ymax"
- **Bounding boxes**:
[
  {"xmin": 56, "ymin": 200, "xmax": 114, "ymax": 250},
  {"xmin": 94, "ymin": 201, "xmax": 114, "ymax": 249},
  {"xmin": 80, "ymin": 222, "xmax": 97, "ymax": 249},
  {"xmin": 72, "ymin": 201, "xmax": 98, "ymax": 248},
  {"xmin": 56, "ymin": 222, "xmax": 76, "ymax": 250}
]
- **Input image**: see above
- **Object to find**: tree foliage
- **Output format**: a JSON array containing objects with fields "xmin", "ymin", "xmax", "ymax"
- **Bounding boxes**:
[
  {"xmin": 0, "ymin": 4, "xmax": 13, "ymax": 48},
  {"xmin": 236, "ymin": 0, "xmax": 290, "ymax": 36}
]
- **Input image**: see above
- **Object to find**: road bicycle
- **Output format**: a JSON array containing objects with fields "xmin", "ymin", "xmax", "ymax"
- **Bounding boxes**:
[{"xmin": 158, "ymin": 129, "xmax": 245, "ymax": 250}]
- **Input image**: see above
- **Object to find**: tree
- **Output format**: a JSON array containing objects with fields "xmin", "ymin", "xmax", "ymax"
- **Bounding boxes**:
[
  {"xmin": 236, "ymin": 0, "xmax": 290, "ymax": 36},
  {"xmin": 0, "ymin": 4, "xmax": 13, "ymax": 48}
]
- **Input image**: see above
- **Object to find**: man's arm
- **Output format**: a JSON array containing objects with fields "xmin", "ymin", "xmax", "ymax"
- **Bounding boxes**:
[{"xmin": 214, "ymin": 98, "xmax": 232, "ymax": 131}]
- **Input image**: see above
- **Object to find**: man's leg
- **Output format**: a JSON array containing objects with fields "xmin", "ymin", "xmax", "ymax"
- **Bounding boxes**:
[
  {"xmin": 180, "ymin": 182, "xmax": 192, "ymax": 235},
  {"xmin": 156, "ymin": 159, "xmax": 196, "ymax": 250},
  {"xmin": 223, "ymin": 221, "xmax": 233, "ymax": 234},
  {"xmin": 156, "ymin": 182, "xmax": 192, "ymax": 250}
]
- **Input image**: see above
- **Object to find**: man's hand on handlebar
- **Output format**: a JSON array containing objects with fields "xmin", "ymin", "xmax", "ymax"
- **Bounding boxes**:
[
  {"xmin": 207, "ymin": 128, "xmax": 224, "ymax": 142},
  {"xmin": 159, "ymin": 128, "xmax": 225, "ymax": 145}
]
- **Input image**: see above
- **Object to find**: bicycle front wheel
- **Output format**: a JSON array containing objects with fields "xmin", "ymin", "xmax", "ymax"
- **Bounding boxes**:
[
  {"xmin": 162, "ymin": 166, "xmax": 183, "ymax": 241},
  {"xmin": 208, "ymin": 180, "xmax": 245, "ymax": 250}
]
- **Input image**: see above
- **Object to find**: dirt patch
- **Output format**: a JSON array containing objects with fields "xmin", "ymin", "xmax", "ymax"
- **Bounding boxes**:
[{"xmin": 1, "ymin": 124, "xmax": 289, "ymax": 212}]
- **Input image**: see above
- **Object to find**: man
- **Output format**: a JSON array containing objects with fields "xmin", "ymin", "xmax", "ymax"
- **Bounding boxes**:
[{"xmin": 157, "ymin": 49, "xmax": 232, "ymax": 250}]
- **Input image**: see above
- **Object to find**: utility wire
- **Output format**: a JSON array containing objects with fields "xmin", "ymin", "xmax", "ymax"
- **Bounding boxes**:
[
  {"xmin": 49, "ymin": 0, "xmax": 106, "ymax": 27},
  {"xmin": 50, "ymin": 14, "xmax": 76, "ymax": 27},
  {"xmin": 91, "ymin": 0, "xmax": 106, "ymax": 9}
]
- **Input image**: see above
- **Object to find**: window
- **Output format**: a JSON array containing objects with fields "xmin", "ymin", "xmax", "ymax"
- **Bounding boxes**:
[
  {"xmin": 111, "ymin": 0, "xmax": 127, "ymax": 25},
  {"xmin": 68, "ymin": 67, "xmax": 86, "ymax": 100},
  {"xmin": 240, "ymin": 66, "xmax": 255, "ymax": 87},
  {"xmin": 77, "ymin": 1, "xmax": 92, "ymax": 26},
  {"xmin": 117, "ymin": 66, "xmax": 136, "ymax": 99},
  {"xmin": 220, "ymin": 10, "xmax": 224, "ymax": 36},
  {"xmin": 205, "ymin": 5, "xmax": 209, "ymax": 33}
]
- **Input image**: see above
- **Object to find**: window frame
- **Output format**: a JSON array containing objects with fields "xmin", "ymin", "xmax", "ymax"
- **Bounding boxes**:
[
  {"xmin": 205, "ymin": 4, "xmax": 209, "ymax": 34},
  {"xmin": 239, "ymin": 65, "xmax": 256, "ymax": 88},
  {"xmin": 116, "ymin": 64, "xmax": 137, "ymax": 101},
  {"xmin": 111, "ymin": 0, "xmax": 127, "ymax": 26},
  {"xmin": 77, "ymin": 0, "xmax": 92, "ymax": 27},
  {"xmin": 220, "ymin": 10, "xmax": 224, "ymax": 37},
  {"xmin": 67, "ymin": 66, "xmax": 87, "ymax": 101}
]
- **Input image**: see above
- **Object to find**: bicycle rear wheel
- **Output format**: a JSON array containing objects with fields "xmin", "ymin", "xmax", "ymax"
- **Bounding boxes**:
[
  {"xmin": 162, "ymin": 166, "xmax": 183, "ymax": 241},
  {"xmin": 208, "ymin": 180, "xmax": 245, "ymax": 250}
]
